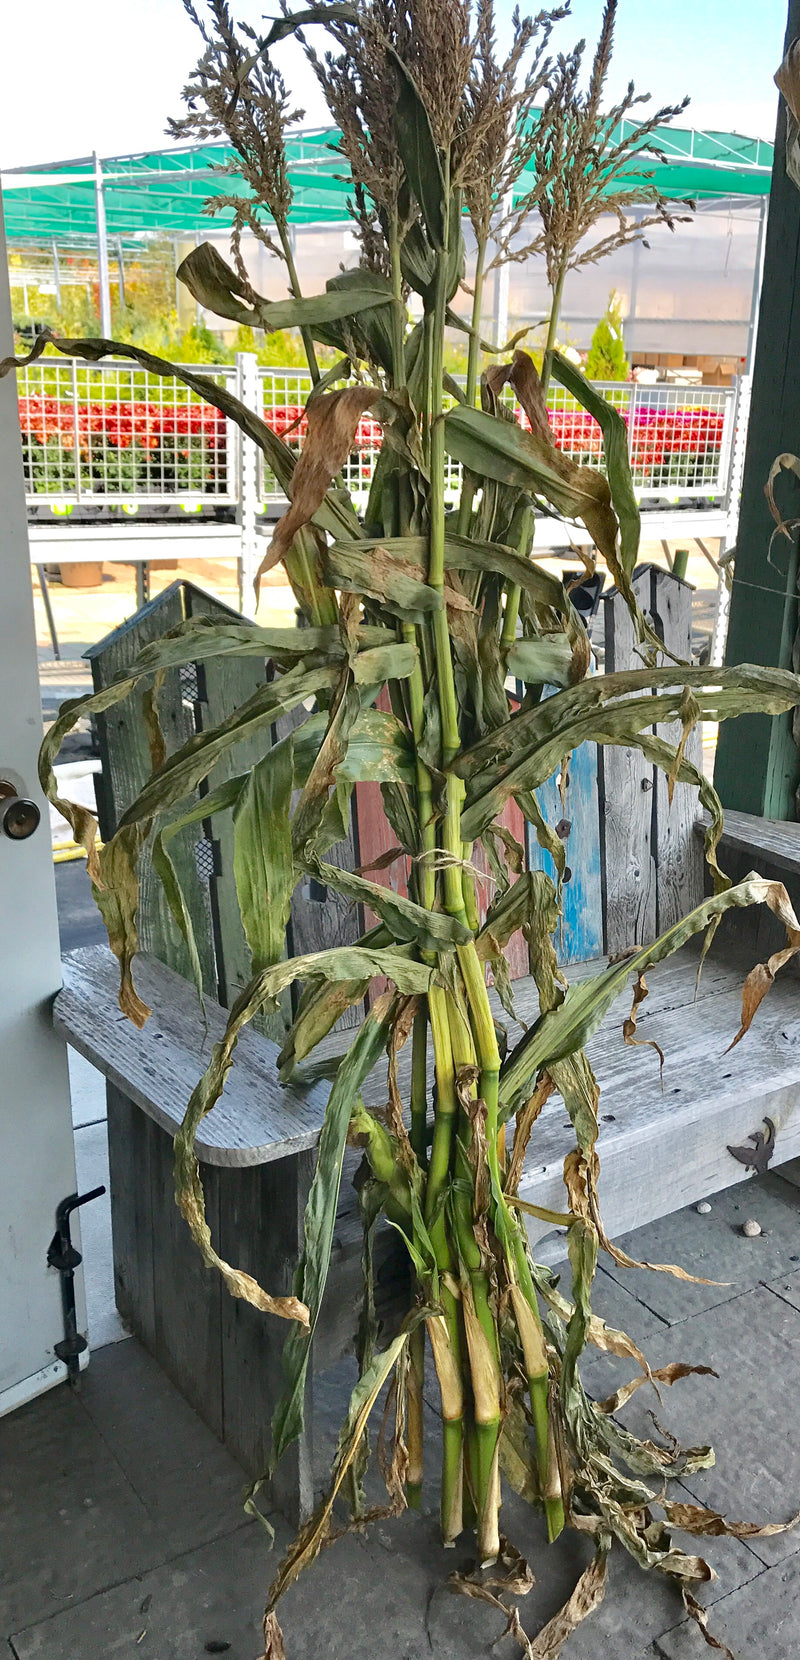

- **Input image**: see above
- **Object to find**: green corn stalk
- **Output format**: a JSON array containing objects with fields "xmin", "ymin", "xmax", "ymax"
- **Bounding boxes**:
[{"xmin": 12, "ymin": 2, "xmax": 800, "ymax": 1652}]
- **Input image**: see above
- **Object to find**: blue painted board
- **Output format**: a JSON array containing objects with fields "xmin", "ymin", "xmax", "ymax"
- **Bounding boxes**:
[{"xmin": 526, "ymin": 737, "xmax": 603, "ymax": 965}]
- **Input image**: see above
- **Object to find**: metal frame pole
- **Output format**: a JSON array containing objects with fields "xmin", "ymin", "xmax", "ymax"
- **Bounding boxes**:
[
  {"xmin": 51, "ymin": 240, "xmax": 61, "ymax": 312},
  {"xmin": 236, "ymin": 352, "xmax": 260, "ymax": 618},
  {"xmin": 93, "ymin": 152, "xmax": 112, "ymax": 337}
]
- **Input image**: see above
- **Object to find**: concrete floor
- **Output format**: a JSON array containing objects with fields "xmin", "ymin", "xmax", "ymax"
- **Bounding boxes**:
[
  {"xmin": 6, "ymin": 898, "xmax": 800, "ymax": 1659},
  {"xmin": 6, "ymin": 1135, "xmax": 800, "ymax": 1660}
]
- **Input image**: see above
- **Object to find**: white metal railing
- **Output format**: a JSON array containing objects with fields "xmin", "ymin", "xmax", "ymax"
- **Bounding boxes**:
[
  {"xmin": 16, "ymin": 354, "xmax": 739, "ymax": 511},
  {"xmin": 17, "ymin": 358, "xmax": 238, "ymax": 505},
  {"xmin": 254, "ymin": 366, "xmax": 738, "ymax": 508}
]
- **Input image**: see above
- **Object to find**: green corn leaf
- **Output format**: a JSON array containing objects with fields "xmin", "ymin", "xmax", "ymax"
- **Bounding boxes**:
[
  {"xmin": 505, "ymin": 636, "xmax": 576, "ymax": 687},
  {"xmin": 178, "ymin": 243, "xmax": 395, "ymax": 334},
  {"xmin": 292, "ymin": 708, "xmax": 415, "ymax": 787},
  {"xmin": 307, "ymin": 856, "xmax": 471, "ymax": 950},
  {"xmin": 233, "ymin": 735, "xmax": 296, "ymax": 976},
  {"xmin": 324, "ymin": 536, "xmax": 441, "ymax": 621},
  {"xmin": 499, "ymin": 870, "xmax": 800, "ymax": 1115},
  {"xmin": 391, "ymin": 57, "xmax": 447, "ymax": 250},
  {"xmin": 551, "ymin": 351, "xmax": 641, "ymax": 581},
  {"xmin": 312, "ymin": 269, "xmax": 397, "ymax": 375},
  {"xmin": 151, "ymin": 773, "xmax": 249, "ymax": 1007},
  {"xmin": 116, "ymin": 662, "xmax": 338, "ymax": 833},
  {"xmin": 444, "ymin": 530, "xmax": 575, "ymax": 614},
  {"xmin": 270, "ymin": 1002, "xmax": 398, "ymax": 1472},
  {"xmin": 52, "ymin": 664, "xmax": 338, "ymax": 1024},
  {"xmin": 457, "ymin": 662, "xmax": 800, "ymax": 839},
  {"xmin": 444, "ymin": 403, "xmax": 603, "ymax": 517},
  {"xmin": 352, "ymin": 641, "xmax": 419, "ymax": 684}
]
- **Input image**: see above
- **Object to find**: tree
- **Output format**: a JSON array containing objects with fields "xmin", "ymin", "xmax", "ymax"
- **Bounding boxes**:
[{"xmin": 586, "ymin": 289, "xmax": 630, "ymax": 380}]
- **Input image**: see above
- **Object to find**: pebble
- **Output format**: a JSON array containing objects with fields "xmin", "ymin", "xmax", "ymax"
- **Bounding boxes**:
[
  {"xmin": 742, "ymin": 1218, "xmax": 762, "ymax": 1238},
  {"xmin": 696, "ymin": 1201, "xmax": 712, "ymax": 1215}
]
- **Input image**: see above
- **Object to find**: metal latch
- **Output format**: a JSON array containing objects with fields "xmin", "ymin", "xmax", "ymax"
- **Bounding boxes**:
[{"xmin": 47, "ymin": 1187, "xmax": 106, "ymax": 1385}]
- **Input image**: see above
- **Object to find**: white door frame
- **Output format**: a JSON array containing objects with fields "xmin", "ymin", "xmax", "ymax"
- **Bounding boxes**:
[{"xmin": 0, "ymin": 185, "xmax": 85, "ymax": 1413}]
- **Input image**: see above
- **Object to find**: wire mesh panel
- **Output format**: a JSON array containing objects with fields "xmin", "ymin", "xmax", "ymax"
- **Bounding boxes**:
[
  {"xmin": 253, "ymin": 369, "xmax": 736, "ymax": 508},
  {"xmin": 256, "ymin": 368, "xmax": 314, "ymax": 503},
  {"xmin": 16, "ymin": 358, "xmax": 237, "ymax": 504},
  {"xmin": 626, "ymin": 384, "xmax": 732, "ymax": 497}
]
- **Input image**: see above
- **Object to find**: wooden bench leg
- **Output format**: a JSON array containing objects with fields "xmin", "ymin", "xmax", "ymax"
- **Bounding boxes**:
[
  {"xmin": 106, "ymin": 1083, "xmax": 315, "ymax": 1527},
  {"xmin": 216, "ymin": 1152, "xmax": 316, "ymax": 1528}
]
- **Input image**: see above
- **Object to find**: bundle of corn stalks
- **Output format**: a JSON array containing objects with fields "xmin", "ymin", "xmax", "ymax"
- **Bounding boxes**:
[{"xmin": 7, "ymin": 2, "xmax": 800, "ymax": 1653}]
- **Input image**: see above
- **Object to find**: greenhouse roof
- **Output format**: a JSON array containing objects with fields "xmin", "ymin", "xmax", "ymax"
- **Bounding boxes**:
[{"xmin": 1, "ymin": 121, "xmax": 774, "ymax": 243}]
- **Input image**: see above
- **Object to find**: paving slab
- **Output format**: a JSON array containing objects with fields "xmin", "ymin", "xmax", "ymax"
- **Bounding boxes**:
[
  {"xmin": 607, "ymin": 1287, "xmax": 800, "ymax": 1569},
  {"xmin": 764, "ymin": 1263, "xmax": 800, "ymax": 1315},
  {"xmin": 654, "ymin": 1549, "xmax": 800, "ymax": 1659},
  {"xmin": 599, "ymin": 1172, "xmax": 800, "ymax": 1325},
  {"xmin": 9, "ymin": 1522, "xmax": 262, "ymax": 1660},
  {"xmin": 77, "ymin": 1343, "xmax": 249, "ymax": 1556},
  {"xmin": 558, "ymin": 1530, "xmax": 764, "ymax": 1660},
  {"xmin": 0, "ymin": 1384, "xmax": 162, "ymax": 1633}
]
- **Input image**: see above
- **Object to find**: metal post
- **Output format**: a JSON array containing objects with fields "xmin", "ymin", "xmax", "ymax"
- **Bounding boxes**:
[
  {"xmin": 236, "ymin": 352, "xmax": 261, "ymax": 618},
  {"xmin": 745, "ymin": 197, "xmax": 768, "ymax": 375},
  {"xmin": 115, "ymin": 238, "xmax": 126, "ymax": 311},
  {"xmin": 93, "ymin": 152, "xmax": 112, "ymax": 337},
  {"xmin": 492, "ymin": 189, "xmax": 513, "ymax": 348},
  {"xmin": 71, "ymin": 358, "xmax": 82, "ymax": 505},
  {"xmin": 51, "ymin": 240, "xmax": 61, "ymax": 312}
]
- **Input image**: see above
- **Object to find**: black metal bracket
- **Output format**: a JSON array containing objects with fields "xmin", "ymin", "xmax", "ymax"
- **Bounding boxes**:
[{"xmin": 46, "ymin": 1187, "xmax": 106, "ymax": 1386}]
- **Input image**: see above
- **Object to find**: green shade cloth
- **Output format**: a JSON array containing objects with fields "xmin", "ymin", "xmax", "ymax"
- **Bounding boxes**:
[{"xmin": 1, "ymin": 121, "xmax": 773, "ymax": 243}]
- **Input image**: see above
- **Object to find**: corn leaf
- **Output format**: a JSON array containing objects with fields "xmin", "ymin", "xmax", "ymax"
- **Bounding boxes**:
[
  {"xmin": 233, "ymin": 735, "xmax": 295, "ymax": 976},
  {"xmin": 177, "ymin": 242, "xmax": 394, "ymax": 333},
  {"xmin": 499, "ymin": 871, "xmax": 800, "ymax": 1114},
  {"xmin": 551, "ymin": 351, "xmax": 640, "ymax": 580},
  {"xmin": 443, "ymin": 403, "xmax": 619, "ymax": 565},
  {"xmin": 391, "ymin": 57, "xmax": 446, "ymax": 250},
  {"xmin": 457, "ymin": 662, "xmax": 800, "ymax": 839},
  {"xmin": 268, "ymin": 1309, "xmax": 425, "ymax": 1610},
  {"xmin": 270, "ymin": 1002, "xmax": 400, "ymax": 1471},
  {"xmin": 307, "ymin": 855, "xmax": 472, "ymax": 949},
  {"xmin": 292, "ymin": 708, "xmax": 415, "ymax": 788}
]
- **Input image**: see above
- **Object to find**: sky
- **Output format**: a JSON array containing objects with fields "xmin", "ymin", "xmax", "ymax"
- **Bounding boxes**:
[{"xmin": 0, "ymin": 0, "xmax": 789, "ymax": 171}]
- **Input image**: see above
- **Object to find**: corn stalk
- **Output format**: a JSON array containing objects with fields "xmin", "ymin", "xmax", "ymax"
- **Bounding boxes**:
[{"xmin": 8, "ymin": 4, "xmax": 800, "ymax": 1653}]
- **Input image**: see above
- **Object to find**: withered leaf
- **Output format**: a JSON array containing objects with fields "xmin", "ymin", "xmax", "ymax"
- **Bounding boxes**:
[
  {"xmin": 598, "ymin": 1362, "xmax": 718, "ymax": 1416},
  {"xmin": 261, "ymin": 1611, "xmax": 287, "ymax": 1660},
  {"xmin": 663, "ymin": 1499, "xmax": 800, "ymax": 1541},
  {"xmin": 257, "ymin": 386, "xmax": 383, "ymax": 591},
  {"xmin": 728, "ymin": 881, "xmax": 800, "ymax": 1047},
  {"xmin": 681, "ymin": 1590, "xmax": 734, "ymax": 1660},
  {"xmin": 622, "ymin": 971, "xmax": 665, "ymax": 1079},
  {"xmin": 526, "ymin": 1545, "xmax": 609, "ymax": 1658}
]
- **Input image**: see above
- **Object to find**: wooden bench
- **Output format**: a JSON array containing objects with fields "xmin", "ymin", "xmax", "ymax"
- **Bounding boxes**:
[{"xmin": 52, "ymin": 567, "xmax": 800, "ymax": 1522}]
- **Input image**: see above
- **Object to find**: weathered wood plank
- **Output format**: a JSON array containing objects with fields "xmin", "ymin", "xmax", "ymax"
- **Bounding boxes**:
[
  {"xmin": 55, "ymin": 947, "xmax": 331, "ymax": 1166},
  {"xmin": 217, "ymin": 1150, "xmax": 316, "ymax": 1523},
  {"xmin": 88, "ymin": 581, "xmax": 217, "ymax": 990},
  {"xmin": 711, "ymin": 807, "xmax": 800, "ymax": 877},
  {"xmin": 516, "ymin": 948, "xmax": 800, "ymax": 1249},
  {"xmin": 599, "ymin": 568, "xmax": 657, "ymax": 953},
  {"xmin": 648, "ymin": 567, "xmax": 705, "ymax": 933},
  {"xmin": 149, "ymin": 1113, "xmax": 223, "ymax": 1437},
  {"xmin": 106, "ymin": 1081, "xmax": 156, "ymax": 1350},
  {"xmin": 529, "ymin": 737, "xmax": 603, "ymax": 965}
]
